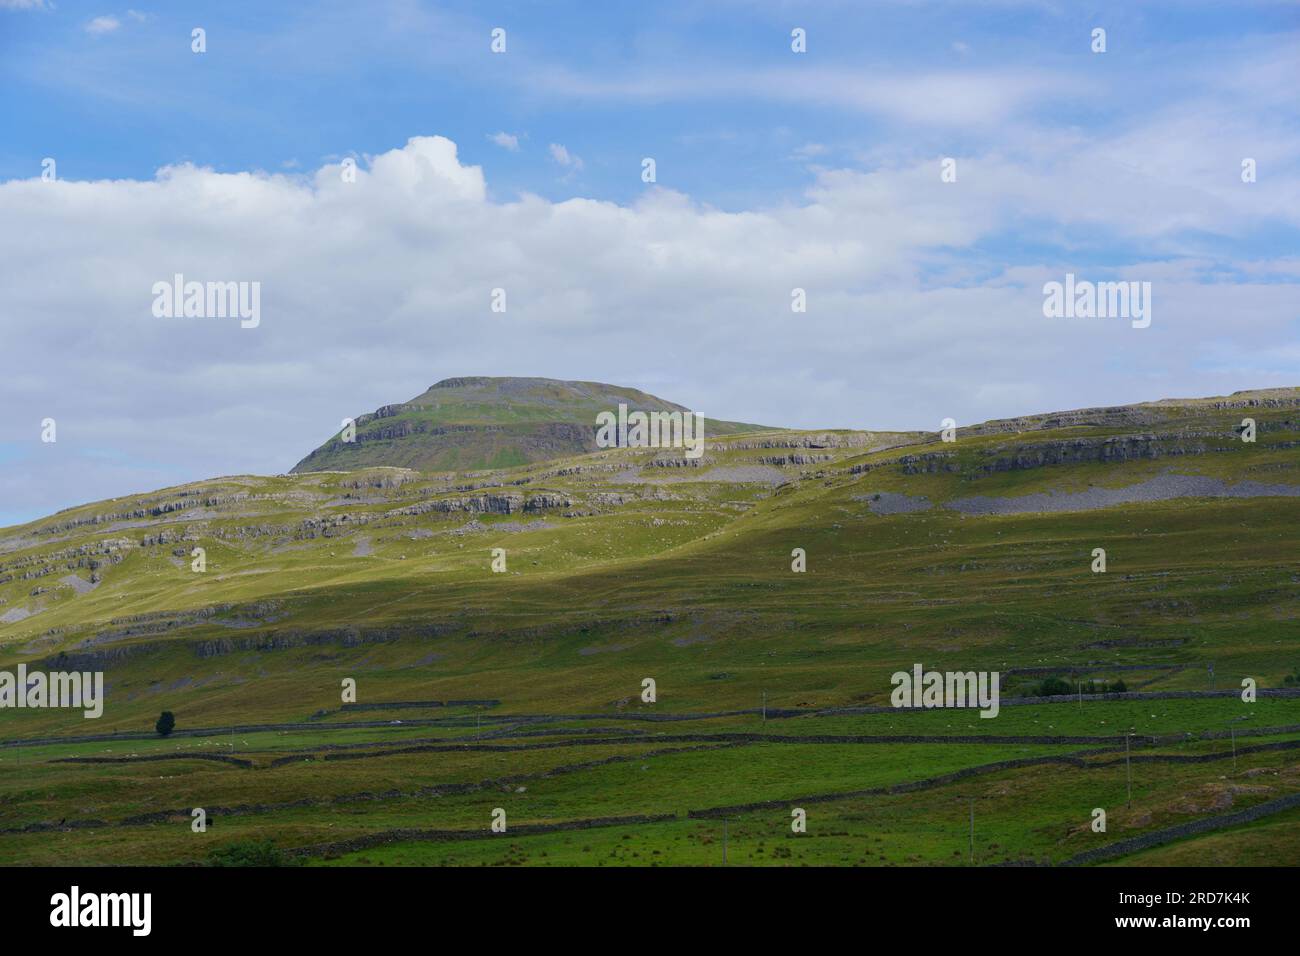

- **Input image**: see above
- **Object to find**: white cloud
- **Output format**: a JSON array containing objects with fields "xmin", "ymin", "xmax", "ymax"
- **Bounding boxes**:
[
  {"xmin": 0, "ymin": 0, "xmax": 49, "ymax": 9},
  {"xmin": 548, "ymin": 142, "xmax": 584, "ymax": 171},
  {"xmin": 792, "ymin": 143, "xmax": 827, "ymax": 159},
  {"xmin": 84, "ymin": 15, "xmax": 121, "ymax": 34},
  {"xmin": 533, "ymin": 63, "xmax": 1078, "ymax": 128},
  {"xmin": 488, "ymin": 131, "xmax": 520, "ymax": 152}
]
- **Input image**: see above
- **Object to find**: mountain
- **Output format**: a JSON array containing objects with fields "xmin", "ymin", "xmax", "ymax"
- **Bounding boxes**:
[
  {"xmin": 290, "ymin": 376, "xmax": 774, "ymax": 474},
  {"xmin": 2, "ymin": 385, "xmax": 1299, "ymax": 867}
]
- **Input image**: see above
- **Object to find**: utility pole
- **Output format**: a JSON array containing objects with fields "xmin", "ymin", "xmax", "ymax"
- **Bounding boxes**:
[
  {"xmin": 969, "ymin": 799, "xmax": 975, "ymax": 866},
  {"xmin": 1125, "ymin": 734, "xmax": 1132, "ymax": 809},
  {"xmin": 762, "ymin": 691, "xmax": 766, "ymax": 722},
  {"xmin": 1077, "ymin": 680, "xmax": 1082, "ymax": 709},
  {"xmin": 722, "ymin": 818, "xmax": 728, "ymax": 866},
  {"xmin": 1231, "ymin": 727, "xmax": 1237, "ymax": 773}
]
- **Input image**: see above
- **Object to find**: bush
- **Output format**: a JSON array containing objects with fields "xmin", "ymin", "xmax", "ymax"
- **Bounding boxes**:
[
  {"xmin": 155, "ymin": 711, "xmax": 176, "ymax": 736},
  {"xmin": 208, "ymin": 840, "xmax": 296, "ymax": 867},
  {"xmin": 1036, "ymin": 676, "xmax": 1074, "ymax": 697}
]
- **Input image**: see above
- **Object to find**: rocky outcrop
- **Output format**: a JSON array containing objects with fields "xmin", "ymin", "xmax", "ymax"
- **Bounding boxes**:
[
  {"xmin": 757, "ymin": 453, "xmax": 833, "ymax": 466},
  {"xmin": 963, "ymin": 389, "xmax": 1300, "ymax": 438},
  {"xmin": 522, "ymin": 493, "xmax": 571, "ymax": 512},
  {"xmin": 850, "ymin": 433, "xmax": 1252, "ymax": 478},
  {"xmin": 26, "ymin": 491, "xmax": 254, "ymax": 538},
  {"xmin": 717, "ymin": 432, "xmax": 879, "ymax": 450},
  {"xmin": 386, "ymin": 492, "xmax": 571, "ymax": 517},
  {"xmin": 645, "ymin": 456, "xmax": 705, "ymax": 468},
  {"xmin": 976, "ymin": 434, "xmax": 1205, "ymax": 472},
  {"xmin": 851, "ymin": 452, "xmax": 959, "ymax": 476},
  {"xmin": 339, "ymin": 470, "xmax": 417, "ymax": 490},
  {"xmin": 0, "ymin": 538, "xmax": 133, "ymax": 585}
]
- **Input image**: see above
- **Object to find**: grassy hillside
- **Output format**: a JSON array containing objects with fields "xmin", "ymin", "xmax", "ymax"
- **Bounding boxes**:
[
  {"xmin": 290, "ymin": 376, "xmax": 773, "ymax": 473},
  {"xmin": 1, "ymin": 387, "xmax": 1298, "ymax": 866}
]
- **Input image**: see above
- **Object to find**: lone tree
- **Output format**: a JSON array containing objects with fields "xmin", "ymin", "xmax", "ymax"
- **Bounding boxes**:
[{"xmin": 156, "ymin": 711, "xmax": 176, "ymax": 737}]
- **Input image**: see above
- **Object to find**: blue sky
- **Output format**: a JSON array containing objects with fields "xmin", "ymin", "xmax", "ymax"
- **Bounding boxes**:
[
  {"xmin": 1, "ymin": 0, "xmax": 1298, "ymax": 527},
  {"xmin": 5, "ymin": 0, "xmax": 1295, "ymax": 208}
]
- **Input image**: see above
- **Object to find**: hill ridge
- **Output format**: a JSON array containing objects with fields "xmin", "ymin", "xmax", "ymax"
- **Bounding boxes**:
[{"xmin": 290, "ymin": 375, "xmax": 773, "ymax": 474}]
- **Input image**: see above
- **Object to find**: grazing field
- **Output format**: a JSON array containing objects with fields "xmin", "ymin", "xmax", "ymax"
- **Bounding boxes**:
[{"xmin": 2, "ymin": 385, "xmax": 1298, "ymax": 865}]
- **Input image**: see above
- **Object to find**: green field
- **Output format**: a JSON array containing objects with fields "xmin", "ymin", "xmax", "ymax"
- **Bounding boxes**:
[{"xmin": 1, "ymin": 386, "xmax": 1298, "ymax": 865}]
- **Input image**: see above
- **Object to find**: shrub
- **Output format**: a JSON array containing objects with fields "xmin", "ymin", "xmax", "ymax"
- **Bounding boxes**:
[
  {"xmin": 208, "ymin": 840, "xmax": 295, "ymax": 867},
  {"xmin": 1036, "ymin": 676, "xmax": 1074, "ymax": 697}
]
